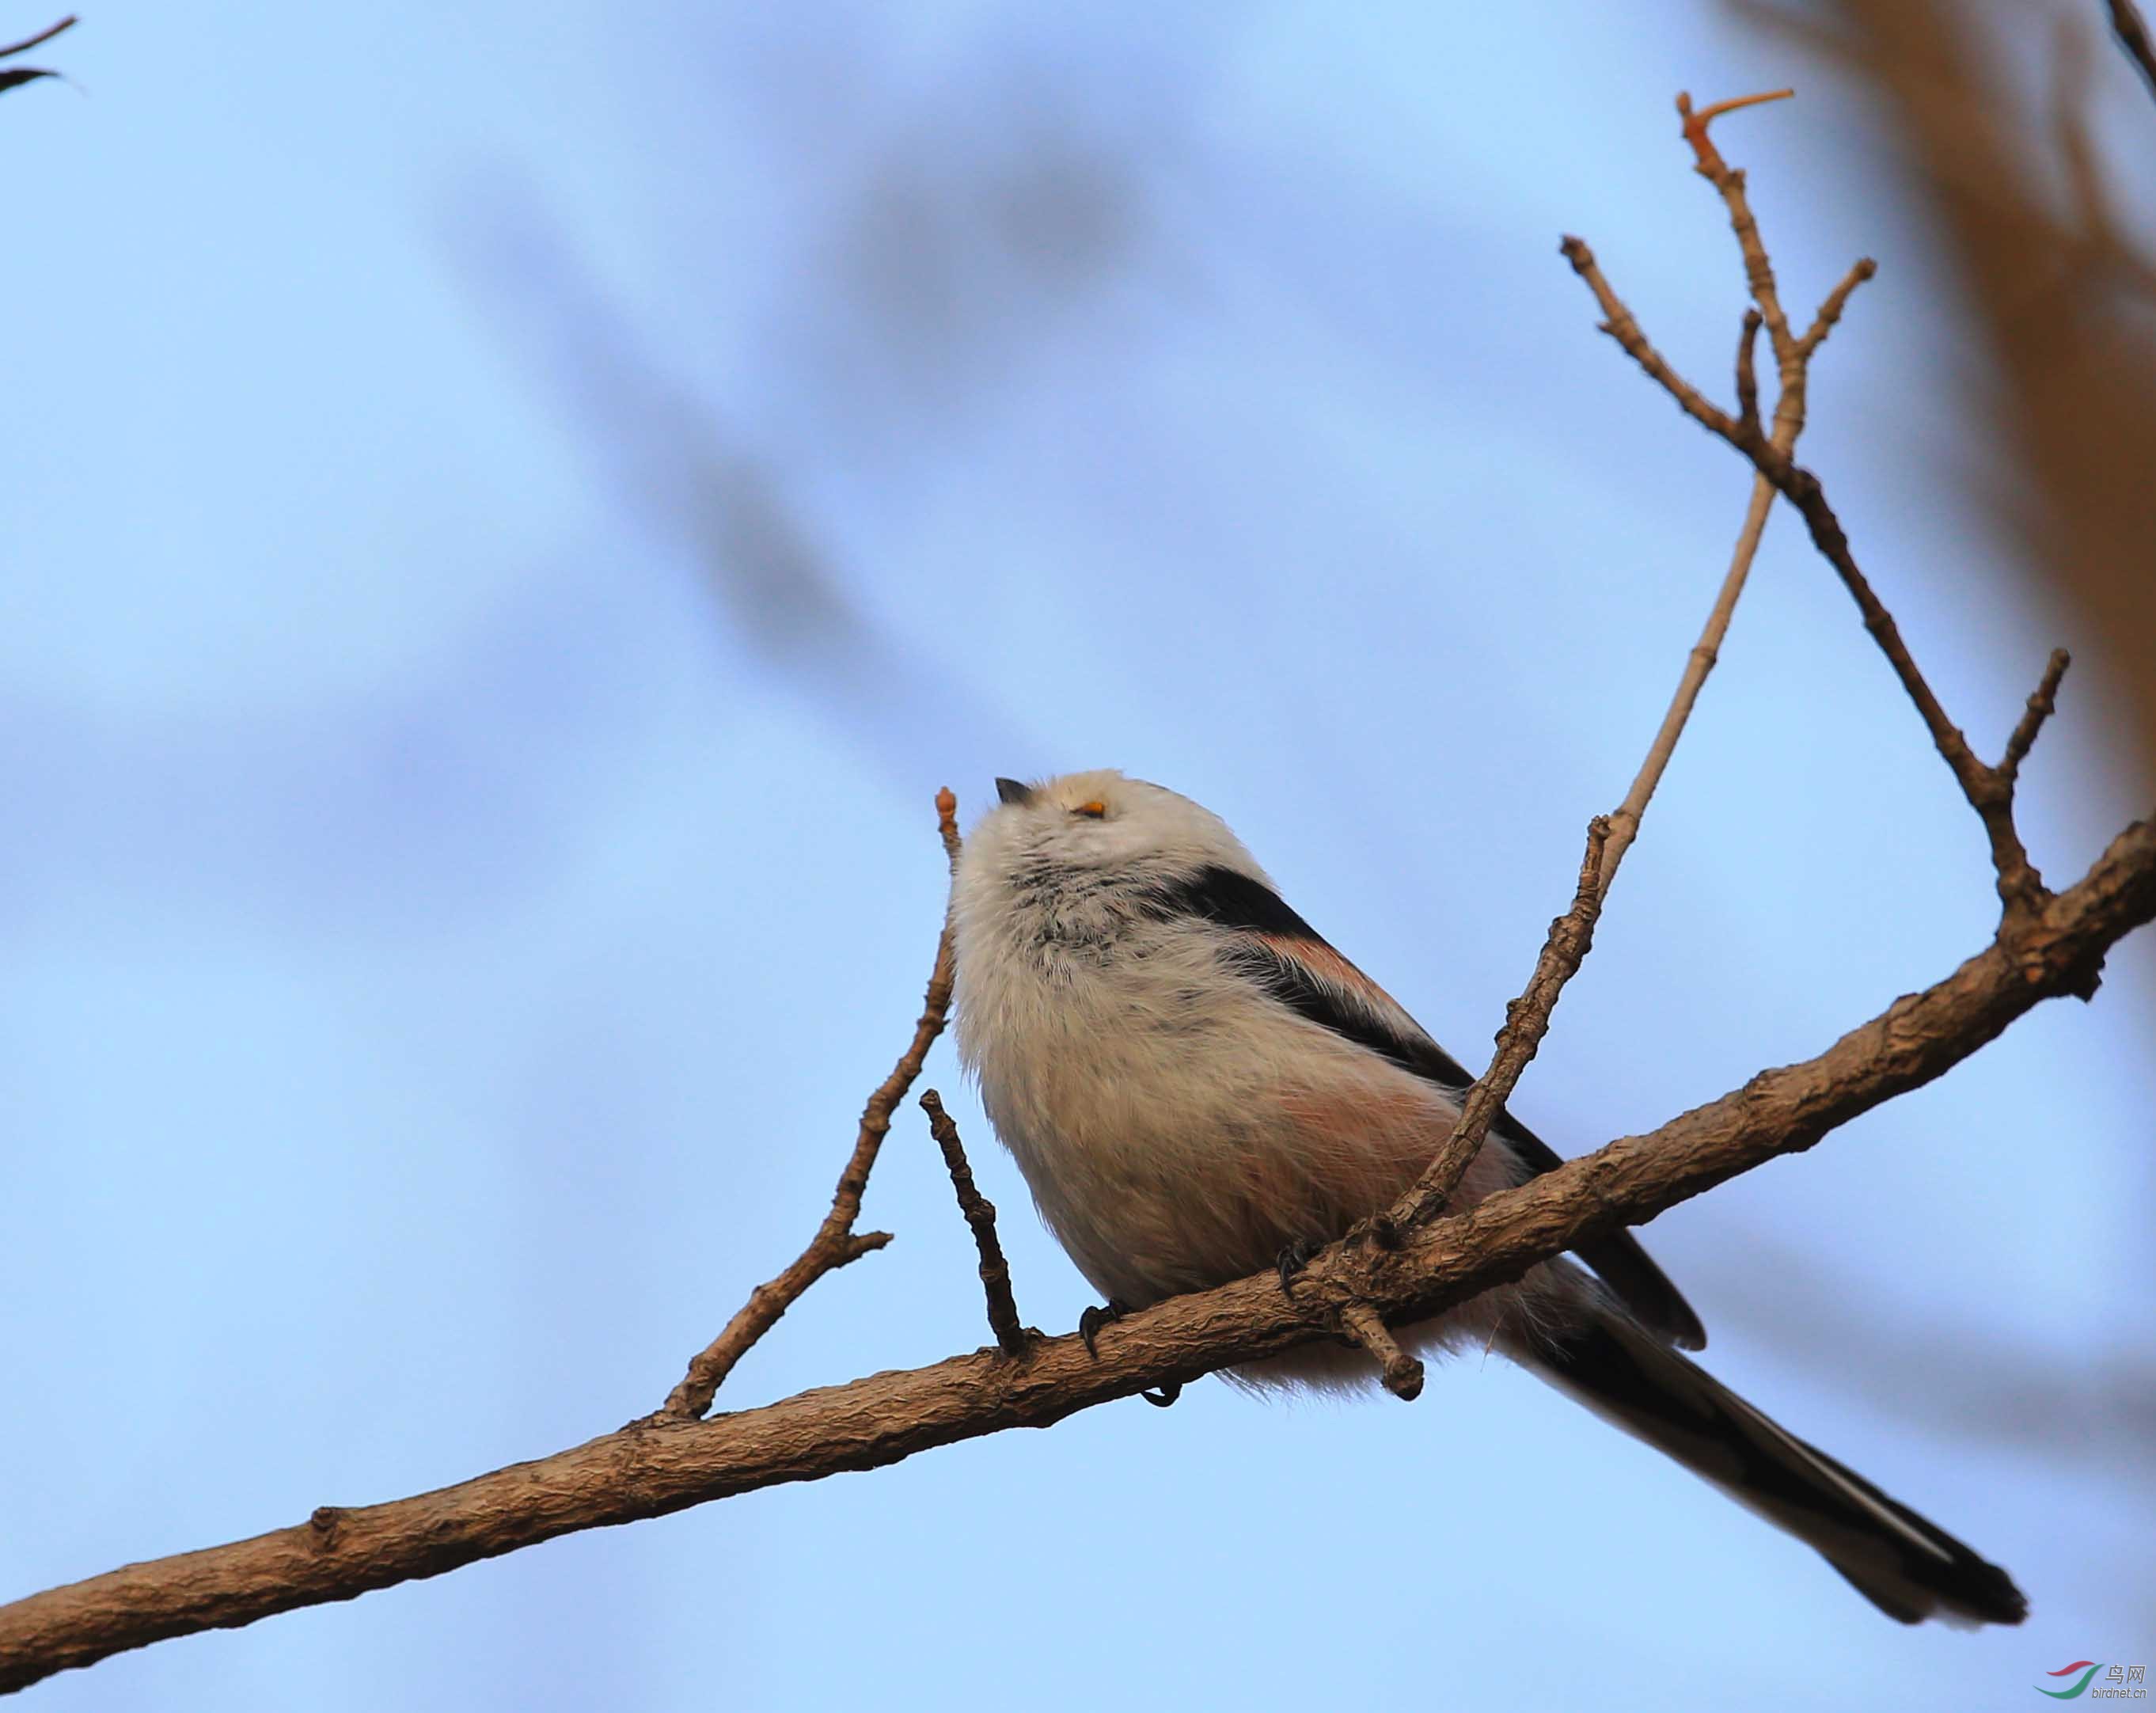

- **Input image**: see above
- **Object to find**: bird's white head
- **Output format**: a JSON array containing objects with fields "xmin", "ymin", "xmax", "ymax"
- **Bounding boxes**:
[
  {"xmin": 959, "ymin": 769, "xmax": 1266, "ymax": 892},
  {"xmin": 949, "ymin": 770, "xmax": 1273, "ymax": 975}
]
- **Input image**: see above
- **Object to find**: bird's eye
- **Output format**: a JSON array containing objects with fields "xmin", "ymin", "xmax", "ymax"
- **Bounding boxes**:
[{"xmin": 1072, "ymin": 801, "xmax": 1107, "ymax": 819}]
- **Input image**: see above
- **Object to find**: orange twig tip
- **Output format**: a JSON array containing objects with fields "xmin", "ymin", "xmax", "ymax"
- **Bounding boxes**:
[
  {"xmin": 1678, "ymin": 88, "xmax": 1796, "ymax": 127},
  {"xmin": 1676, "ymin": 87, "xmax": 1797, "ymax": 174},
  {"xmin": 935, "ymin": 787, "xmax": 962, "ymax": 868}
]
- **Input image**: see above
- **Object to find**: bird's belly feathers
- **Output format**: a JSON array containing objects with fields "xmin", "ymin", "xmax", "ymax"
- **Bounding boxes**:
[{"xmin": 960, "ymin": 949, "xmax": 1505, "ymax": 1308}]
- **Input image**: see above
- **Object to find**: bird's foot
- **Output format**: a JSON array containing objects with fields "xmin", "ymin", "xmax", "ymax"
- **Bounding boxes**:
[
  {"xmin": 1360, "ymin": 1212, "xmax": 1403, "ymax": 1251},
  {"xmin": 1276, "ymin": 1238, "xmax": 1323, "ymax": 1295},
  {"xmin": 1079, "ymin": 1300, "xmax": 1181, "ymax": 1407},
  {"xmin": 1078, "ymin": 1300, "xmax": 1129, "ymax": 1358}
]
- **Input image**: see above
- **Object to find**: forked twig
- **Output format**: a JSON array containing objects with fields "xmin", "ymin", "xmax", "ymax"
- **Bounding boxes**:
[
  {"xmin": 1565, "ymin": 103, "xmax": 2072, "ymax": 932},
  {"xmin": 0, "ymin": 10, "xmax": 74, "ymax": 93},
  {"xmin": 1387, "ymin": 90, "xmax": 1876, "ymax": 1236}
]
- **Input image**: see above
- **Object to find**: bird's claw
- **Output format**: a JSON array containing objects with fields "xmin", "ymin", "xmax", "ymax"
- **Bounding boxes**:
[
  {"xmin": 1080, "ymin": 1301, "xmax": 1181, "ymax": 1406},
  {"xmin": 1079, "ymin": 1300, "xmax": 1129, "ymax": 1358},
  {"xmin": 1276, "ymin": 1238, "xmax": 1322, "ymax": 1295}
]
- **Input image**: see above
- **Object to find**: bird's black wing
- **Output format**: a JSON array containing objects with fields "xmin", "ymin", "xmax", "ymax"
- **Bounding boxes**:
[{"xmin": 1141, "ymin": 864, "xmax": 1707, "ymax": 1350}]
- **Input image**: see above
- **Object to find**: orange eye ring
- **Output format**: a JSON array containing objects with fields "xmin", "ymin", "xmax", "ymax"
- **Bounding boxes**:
[{"xmin": 1072, "ymin": 801, "xmax": 1107, "ymax": 819}]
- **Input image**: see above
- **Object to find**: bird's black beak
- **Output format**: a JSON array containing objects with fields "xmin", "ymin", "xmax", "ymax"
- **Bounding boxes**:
[{"xmin": 995, "ymin": 777, "xmax": 1036, "ymax": 807}]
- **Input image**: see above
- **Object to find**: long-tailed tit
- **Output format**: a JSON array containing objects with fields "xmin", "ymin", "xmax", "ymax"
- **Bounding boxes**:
[{"xmin": 951, "ymin": 769, "xmax": 2026, "ymax": 1627}]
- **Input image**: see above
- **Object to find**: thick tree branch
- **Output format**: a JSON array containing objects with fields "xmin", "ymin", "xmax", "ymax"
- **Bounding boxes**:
[
  {"xmin": 660, "ymin": 788, "xmax": 963, "ymax": 1419},
  {"xmin": 4, "ymin": 812, "xmax": 2149, "ymax": 1693}
]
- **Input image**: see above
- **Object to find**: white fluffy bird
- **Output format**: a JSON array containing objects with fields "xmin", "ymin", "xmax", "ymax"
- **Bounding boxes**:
[{"xmin": 951, "ymin": 769, "xmax": 2026, "ymax": 1627}]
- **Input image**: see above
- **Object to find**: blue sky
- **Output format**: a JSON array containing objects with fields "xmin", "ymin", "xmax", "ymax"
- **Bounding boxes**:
[{"xmin": 6, "ymin": 4, "xmax": 2154, "ymax": 1709}]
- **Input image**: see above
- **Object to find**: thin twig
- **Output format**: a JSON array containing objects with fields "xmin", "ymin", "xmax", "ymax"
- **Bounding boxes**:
[
  {"xmin": 1799, "ymin": 257, "xmax": 1880, "ymax": 358},
  {"xmin": 1734, "ymin": 309, "xmax": 1763, "ymax": 439},
  {"xmin": 919, "ymin": 1088, "xmax": 1033, "ymax": 1358},
  {"xmin": 1675, "ymin": 91, "xmax": 1876, "ymax": 454},
  {"xmin": 660, "ymin": 788, "xmax": 964, "ymax": 1419},
  {"xmin": 1560, "ymin": 237, "xmax": 1741, "ymax": 444},
  {"xmin": 0, "ymin": 13, "xmax": 73, "ymax": 57},
  {"xmin": 934, "ymin": 784, "xmax": 962, "ymax": 868},
  {"xmin": 1732, "ymin": 441, "xmax": 2059, "ymax": 921},
  {"xmin": 2107, "ymin": 0, "xmax": 2156, "ymax": 103},
  {"xmin": 1680, "ymin": 89, "xmax": 1801, "ymax": 374},
  {"xmin": 1605, "ymin": 477, "xmax": 1776, "ymax": 892},
  {"xmin": 1608, "ymin": 541, "xmax": 1791, "ymax": 1095},
  {"xmin": 1335, "ymin": 1301, "xmax": 1424, "ymax": 1400},
  {"xmin": 1679, "ymin": 87, "xmax": 1796, "ymax": 173},
  {"xmin": 6, "ymin": 815, "xmax": 2150, "ymax": 1691},
  {"xmin": 0, "ymin": 10, "xmax": 70, "ymax": 93},
  {"xmin": 2003, "ymin": 648, "xmax": 2073, "ymax": 781},
  {"xmin": 1395, "ymin": 819, "xmax": 1611, "ymax": 1223}
]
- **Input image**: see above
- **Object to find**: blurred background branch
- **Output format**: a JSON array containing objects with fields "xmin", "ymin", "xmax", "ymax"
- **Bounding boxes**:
[
  {"xmin": 0, "ymin": 10, "xmax": 73, "ymax": 94},
  {"xmin": 2105, "ymin": 0, "xmax": 2156, "ymax": 100}
]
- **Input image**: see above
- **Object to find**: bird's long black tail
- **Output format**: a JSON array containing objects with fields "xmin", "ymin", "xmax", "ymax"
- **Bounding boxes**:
[{"xmin": 1513, "ymin": 1300, "xmax": 2027, "ymax": 1626}]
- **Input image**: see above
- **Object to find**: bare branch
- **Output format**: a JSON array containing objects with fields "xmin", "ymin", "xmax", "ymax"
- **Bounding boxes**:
[
  {"xmin": 1335, "ymin": 1302, "xmax": 1425, "ymax": 1401},
  {"xmin": 920, "ymin": 1088, "xmax": 1034, "ymax": 1359},
  {"xmin": 2002, "ymin": 648, "xmax": 2073, "ymax": 781},
  {"xmin": 1410, "ymin": 101, "xmax": 1876, "ymax": 1235},
  {"xmin": 1679, "ymin": 89, "xmax": 1801, "ymax": 366},
  {"xmin": 933, "ymin": 783, "xmax": 962, "ymax": 868},
  {"xmin": 1559, "ymin": 237, "xmax": 1742, "ymax": 443},
  {"xmin": 0, "ymin": 9, "xmax": 72, "ymax": 93},
  {"xmin": 1396, "ymin": 818, "xmax": 1611, "ymax": 1222},
  {"xmin": 1735, "ymin": 309, "xmax": 1763, "ymax": 439},
  {"xmin": 660, "ymin": 788, "xmax": 964, "ymax": 1419},
  {"xmin": 5, "ymin": 814, "xmax": 2149, "ymax": 1692},
  {"xmin": 1799, "ymin": 257, "xmax": 1881, "ymax": 358},
  {"xmin": 0, "ymin": 12, "xmax": 72, "ymax": 58},
  {"xmin": 1565, "ymin": 102, "xmax": 2064, "ymax": 930},
  {"xmin": 1680, "ymin": 87, "xmax": 1798, "ymax": 165},
  {"xmin": 1751, "ymin": 455, "xmax": 2058, "ymax": 921}
]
